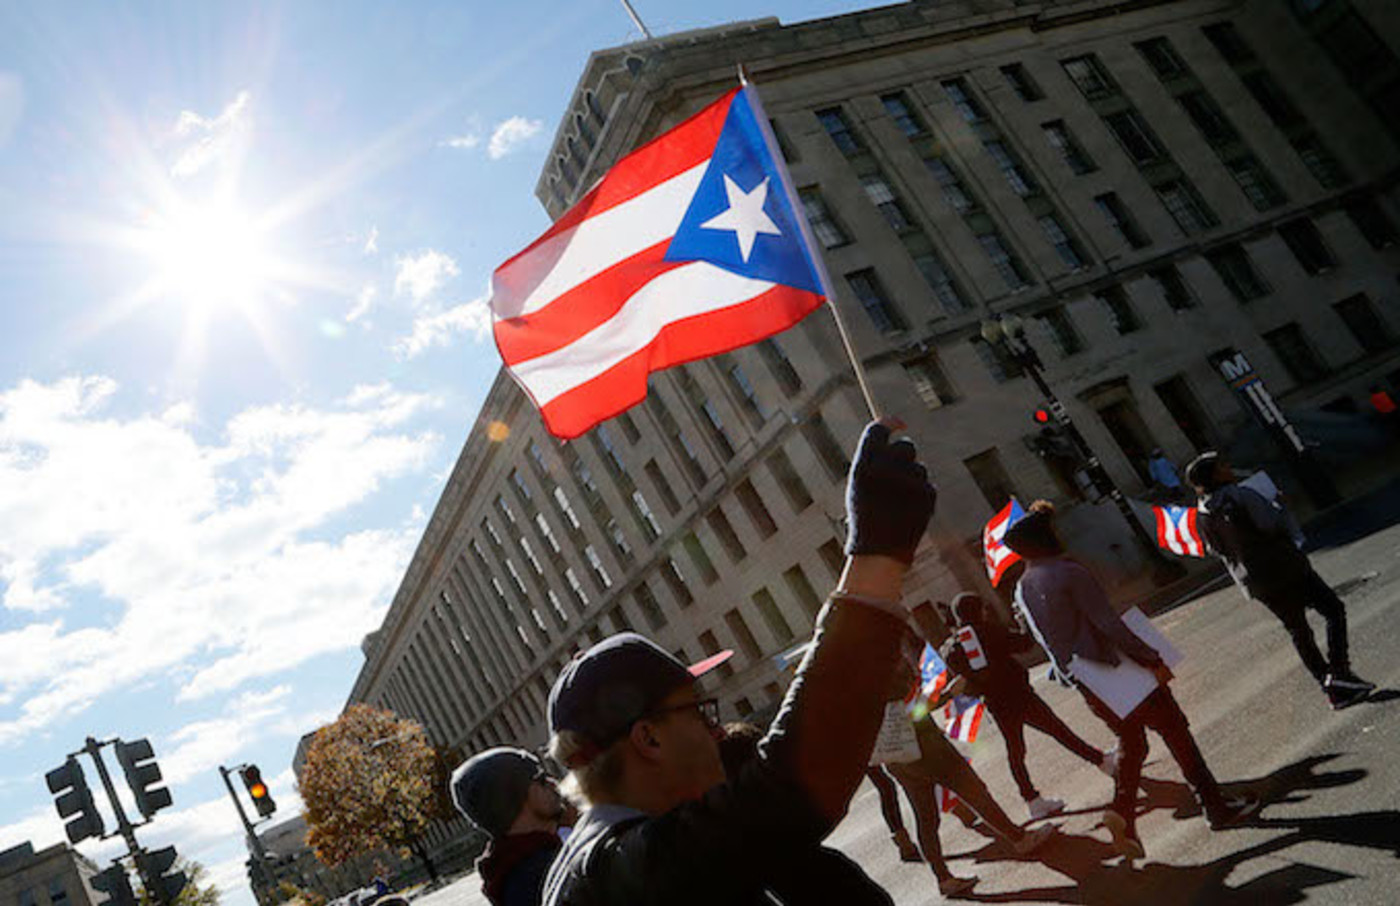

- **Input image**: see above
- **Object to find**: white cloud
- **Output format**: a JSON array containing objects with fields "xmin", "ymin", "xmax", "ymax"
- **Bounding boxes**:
[
  {"xmin": 393, "ymin": 250, "xmax": 459, "ymax": 306},
  {"xmin": 169, "ymin": 91, "xmax": 252, "ymax": 179},
  {"xmin": 363, "ymin": 226, "xmax": 379, "ymax": 256},
  {"xmin": 346, "ymin": 283, "xmax": 377, "ymax": 323},
  {"xmin": 488, "ymin": 116, "xmax": 543, "ymax": 160},
  {"xmin": 440, "ymin": 134, "xmax": 480, "ymax": 150},
  {"xmin": 0, "ymin": 376, "xmax": 441, "ymax": 743},
  {"xmin": 0, "ymin": 804, "xmax": 65, "ymax": 853},
  {"xmin": 393, "ymin": 298, "xmax": 492, "ymax": 359},
  {"xmin": 0, "ymin": 73, "xmax": 24, "ymax": 150}
]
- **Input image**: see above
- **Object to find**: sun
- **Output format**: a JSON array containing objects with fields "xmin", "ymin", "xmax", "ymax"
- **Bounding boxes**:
[{"xmin": 135, "ymin": 195, "xmax": 275, "ymax": 315}]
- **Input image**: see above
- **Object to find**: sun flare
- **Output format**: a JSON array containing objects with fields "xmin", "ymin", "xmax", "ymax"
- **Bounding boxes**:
[{"xmin": 136, "ymin": 197, "xmax": 274, "ymax": 314}]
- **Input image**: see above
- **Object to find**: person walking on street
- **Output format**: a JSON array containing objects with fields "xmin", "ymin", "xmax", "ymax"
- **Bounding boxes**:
[
  {"xmin": 864, "ymin": 765, "xmax": 922, "ymax": 862},
  {"xmin": 539, "ymin": 419, "xmax": 934, "ymax": 906},
  {"xmin": 940, "ymin": 592, "xmax": 1115, "ymax": 821},
  {"xmin": 1004, "ymin": 501, "xmax": 1260, "ymax": 861},
  {"xmin": 1186, "ymin": 452, "xmax": 1375, "ymax": 709},
  {"xmin": 1148, "ymin": 448, "xmax": 1188, "ymax": 503},
  {"xmin": 450, "ymin": 747, "xmax": 576, "ymax": 906}
]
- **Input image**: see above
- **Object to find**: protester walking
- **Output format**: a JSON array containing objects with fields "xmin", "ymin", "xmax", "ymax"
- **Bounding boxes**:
[
  {"xmin": 538, "ymin": 419, "xmax": 933, "ymax": 906},
  {"xmin": 864, "ymin": 765, "xmax": 922, "ymax": 862},
  {"xmin": 450, "ymin": 747, "xmax": 576, "ymax": 906},
  {"xmin": 940, "ymin": 592, "xmax": 1115, "ymax": 820},
  {"xmin": 1186, "ymin": 452, "xmax": 1375, "ymax": 709},
  {"xmin": 1004, "ymin": 501, "xmax": 1260, "ymax": 861}
]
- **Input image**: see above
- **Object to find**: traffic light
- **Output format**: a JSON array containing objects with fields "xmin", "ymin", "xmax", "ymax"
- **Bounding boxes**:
[
  {"xmin": 1032, "ymin": 406, "xmax": 1053, "ymax": 426},
  {"xmin": 114, "ymin": 738, "xmax": 173, "ymax": 819},
  {"xmin": 45, "ymin": 758, "xmax": 104, "ymax": 844},
  {"xmin": 240, "ymin": 765, "xmax": 276, "ymax": 819},
  {"xmin": 91, "ymin": 864, "xmax": 137, "ymax": 906},
  {"xmin": 135, "ymin": 846, "xmax": 187, "ymax": 906}
]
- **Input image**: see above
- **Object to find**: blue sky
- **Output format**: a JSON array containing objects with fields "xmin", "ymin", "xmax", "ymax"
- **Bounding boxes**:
[{"xmin": 0, "ymin": 1, "xmax": 880, "ymax": 902}]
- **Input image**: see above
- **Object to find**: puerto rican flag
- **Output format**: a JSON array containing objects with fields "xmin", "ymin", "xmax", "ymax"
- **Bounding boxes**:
[
  {"xmin": 489, "ymin": 85, "xmax": 829, "ymax": 439},
  {"xmin": 983, "ymin": 498, "xmax": 1026, "ymax": 587},
  {"xmin": 1154, "ymin": 504, "xmax": 1205, "ymax": 558},
  {"xmin": 905, "ymin": 643, "xmax": 949, "ymax": 716},
  {"xmin": 944, "ymin": 696, "xmax": 986, "ymax": 744}
]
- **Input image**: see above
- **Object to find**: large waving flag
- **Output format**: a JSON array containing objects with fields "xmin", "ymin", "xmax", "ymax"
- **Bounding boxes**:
[
  {"xmin": 1154, "ymin": 504, "xmax": 1205, "ymax": 557},
  {"xmin": 490, "ymin": 85, "xmax": 829, "ymax": 439},
  {"xmin": 983, "ymin": 498, "xmax": 1026, "ymax": 587}
]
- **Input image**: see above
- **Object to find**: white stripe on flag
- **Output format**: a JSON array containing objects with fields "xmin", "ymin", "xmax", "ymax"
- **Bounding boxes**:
[
  {"xmin": 511, "ymin": 261, "xmax": 776, "ymax": 405},
  {"xmin": 491, "ymin": 163, "xmax": 708, "ymax": 320}
]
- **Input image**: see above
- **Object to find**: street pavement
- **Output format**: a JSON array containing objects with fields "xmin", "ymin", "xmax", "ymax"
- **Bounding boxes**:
[{"xmin": 418, "ymin": 516, "xmax": 1400, "ymax": 906}]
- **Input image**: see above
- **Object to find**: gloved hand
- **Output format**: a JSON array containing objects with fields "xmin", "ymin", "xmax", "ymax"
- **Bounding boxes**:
[{"xmin": 845, "ymin": 418, "xmax": 937, "ymax": 564}]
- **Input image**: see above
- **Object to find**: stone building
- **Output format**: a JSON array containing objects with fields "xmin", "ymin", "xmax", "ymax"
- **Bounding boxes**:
[
  {"xmin": 344, "ymin": 0, "xmax": 1400, "ymax": 860},
  {"xmin": 0, "ymin": 844, "xmax": 98, "ymax": 906}
]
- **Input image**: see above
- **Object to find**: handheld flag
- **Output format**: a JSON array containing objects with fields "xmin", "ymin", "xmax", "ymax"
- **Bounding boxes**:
[
  {"xmin": 490, "ymin": 84, "xmax": 829, "ymax": 439},
  {"xmin": 944, "ymin": 696, "xmax": 986, "ymax": 744},
  {"xmin": 905, "ymin": 643, "xmax": 948, "ymax": 718},
  {"xmin": 983, "ymin": 498, "xmax": 1026, "ymax": 587},
  {"xmin": 1154, "ymin": 504, "xmax": 1205, "ymax": 557}
]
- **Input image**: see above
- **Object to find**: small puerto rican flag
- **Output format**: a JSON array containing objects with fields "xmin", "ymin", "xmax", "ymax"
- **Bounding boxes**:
[
  {"xmin": 944, "ymin": 695, "xmax": 986, "ymax": 744},
  {"xmin": 1154, "ymin": 504, "xmax": 1205, "ymax": 558},
  {"xmin": 983, "ymin": 498, "xmax": 1026, "ymax": 587}
]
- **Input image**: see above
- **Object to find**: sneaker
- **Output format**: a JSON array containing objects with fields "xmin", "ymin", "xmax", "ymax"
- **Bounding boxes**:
[
  {"xmin": 937, "ymin": 875, "xmax": 978, "ymax": 899},
  {"xmin": 1011, "ymin": 824, "xmax": 1058, "ymax": 856},
  {"xmin": 1098, "ymin": 749, "xmax": 1121, "ymax": 778},
  {"xmin": 1103, "ymin": 810, "xmax": 1145, "ymax": 861},
  {"xmin": 1327, "ymin": 672, "xmax": 1377, "ymax": 696},
  {"xmin": 1326, "ymin": 683, "xmax": 1370, "ymax": 711},
  {"xmin": 1027, "ymin": 795, "xmax": 1066, "ymax": 821},
  {"xmin": 892, "ymin": 828, "xmax": 921, "ymax": 863},
  {"xmin": 1205, "ymin": 794, "xmax": 1263, "ymax": 830}
]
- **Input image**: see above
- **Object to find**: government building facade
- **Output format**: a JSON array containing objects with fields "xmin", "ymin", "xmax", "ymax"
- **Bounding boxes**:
[{"xmin": 343, "ymin": 0, "xmax": 1400, "ymax": 860}]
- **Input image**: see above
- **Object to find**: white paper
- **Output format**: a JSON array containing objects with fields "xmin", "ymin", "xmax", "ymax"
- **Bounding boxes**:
[
  {"xmin": 1121, "ymin": 608, "xmax": 1183, "ymax": 667},
  {"xmin": 1069, "ymin": 607, "xmax": 1181, "ymax": 719},
  {"xmin": 870, "ymin": 701, "xmax": 921, "ymax": 765}
]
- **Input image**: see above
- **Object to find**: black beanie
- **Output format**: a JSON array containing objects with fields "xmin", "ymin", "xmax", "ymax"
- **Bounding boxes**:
[{"xmin": 449, "ymin": 747, "xmax": 541, "ymax": 838}]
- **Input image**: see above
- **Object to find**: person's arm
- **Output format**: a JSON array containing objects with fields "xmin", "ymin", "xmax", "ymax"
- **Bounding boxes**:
[
  {"xmin": 1237, "ymin": 486, "xmax": 1291, "ymax": 538},
  {"xmin": 1068, "ymin": 565, "xmax": 1162, "ymax": 667}
]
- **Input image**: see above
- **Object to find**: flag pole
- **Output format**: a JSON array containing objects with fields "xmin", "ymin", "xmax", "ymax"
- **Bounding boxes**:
[{"xmin": 741, "ymin": 68, "xmax": 881, "ymax": 420}]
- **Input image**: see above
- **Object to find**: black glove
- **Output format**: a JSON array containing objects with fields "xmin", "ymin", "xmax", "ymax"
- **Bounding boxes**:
[{"xmin": 844, "ymin": 420, "xmax": 937, "ymax": 564}]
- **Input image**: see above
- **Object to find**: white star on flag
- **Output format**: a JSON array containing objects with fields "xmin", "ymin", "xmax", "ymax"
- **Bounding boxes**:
[{"xmin": 701, "ymin": 174, "xmax": 782, "ymax": 262}]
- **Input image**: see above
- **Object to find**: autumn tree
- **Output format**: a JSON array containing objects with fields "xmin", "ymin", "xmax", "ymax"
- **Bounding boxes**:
[{"xmin": 298, "ymin": 705, "xmax": 454, "ymax": 883}]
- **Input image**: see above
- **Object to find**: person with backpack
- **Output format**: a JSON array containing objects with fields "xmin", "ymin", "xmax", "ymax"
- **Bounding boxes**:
[{"xmin": 1186, "ymin": 452, "xmax": 1375, "ymax": 709}]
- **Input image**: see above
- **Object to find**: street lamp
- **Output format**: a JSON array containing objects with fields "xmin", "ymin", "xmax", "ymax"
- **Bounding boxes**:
[{"xmin": 981, "ymin": 314, "xmax": 1185, "ymax": 586}]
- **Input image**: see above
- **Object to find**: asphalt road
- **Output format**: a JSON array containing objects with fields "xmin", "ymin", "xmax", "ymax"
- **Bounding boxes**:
[{"xmin": 421, "ymin": 517, "xmax": 1400, "ymax": 906}]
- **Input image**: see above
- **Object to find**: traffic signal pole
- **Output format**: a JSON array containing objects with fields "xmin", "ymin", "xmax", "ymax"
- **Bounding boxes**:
[
  {"xmin": 82, "ymin": 738, "xmax": 175, "ymax": 906},
  {"xmin": 219, "ymin": 765, "xmax": 274, "ymax": 906}
]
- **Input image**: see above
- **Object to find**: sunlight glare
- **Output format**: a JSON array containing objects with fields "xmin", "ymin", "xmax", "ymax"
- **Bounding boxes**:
[{"xmin": 139, "ymin": 197, "xmax": 272, "ymax": 314}]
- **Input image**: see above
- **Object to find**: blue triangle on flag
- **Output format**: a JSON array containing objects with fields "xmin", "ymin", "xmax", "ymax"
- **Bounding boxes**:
[{"xmin": 664, "ymin": 89, "xmax": 824, "ymax": 295}]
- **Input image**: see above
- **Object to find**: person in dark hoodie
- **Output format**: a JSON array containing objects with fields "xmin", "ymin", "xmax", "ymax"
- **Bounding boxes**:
[
  {"xmin": 1186, "ymin": 452, "xmax": 1375, "ymax": 710},
  {"xmin": 450, "ymin": 747, "xmax": 576, "ymax": 906}
]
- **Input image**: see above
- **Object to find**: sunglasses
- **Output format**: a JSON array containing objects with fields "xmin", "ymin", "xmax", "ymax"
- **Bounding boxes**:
[{"xmin": 648, "ymin": 697, "xmax": 721, "ymax": 730}]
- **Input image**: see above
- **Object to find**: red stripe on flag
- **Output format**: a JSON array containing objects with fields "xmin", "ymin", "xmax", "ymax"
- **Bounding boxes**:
[
  {"xmin": 1185, "ymin": 507, "xmax": 1201, "ymax": 556},
  {"xmin": 530, "ymin": 285, "xmax": 823, "ymax": 439},
  {"xmin": 1155, "ymin": 507, "xmax": 1171, "ymax": 552}
]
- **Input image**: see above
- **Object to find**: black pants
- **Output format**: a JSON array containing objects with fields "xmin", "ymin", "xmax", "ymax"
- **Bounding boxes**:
[
  {"xmin": 1255, "ymin": 568, "xmax": 1350, "ymax": 685},
  {"xmin": 1080, "ymin": 683, "xmax": 1225, "ymax": 831},
  {"xmin": 990, "ymin": 688, "xmax": 1104, "ymax": 801}
]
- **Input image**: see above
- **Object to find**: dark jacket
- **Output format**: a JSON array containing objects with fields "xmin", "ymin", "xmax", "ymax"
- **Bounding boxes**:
[
  {"xmin": 541, "ymin": 594, "xmax": 913, "ymax": 905},
  {"xmin": 1197, "ymin": 483, "xmax": 1311, "ymax": 598},
  {"xmin": 478, "ymin": 831, "xmax": 561, "ymax": 906},
  {"xmin": 939, "ymin": 617, "xmax": 1035, "ymax": 702},
  {"xmin": 1015, "ymin": 557, "xmax": 1161, "ymax": 677}
]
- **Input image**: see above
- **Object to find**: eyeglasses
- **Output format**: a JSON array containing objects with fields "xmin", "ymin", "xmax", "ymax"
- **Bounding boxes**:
[{"xmin": 648, "ymin": 697, "xmax": 721, "ymax": 730}]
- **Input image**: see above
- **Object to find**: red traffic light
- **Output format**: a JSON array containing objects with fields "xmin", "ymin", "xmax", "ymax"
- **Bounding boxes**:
[{"xmin": 1033, "ymin": 408, "xmax": 1052, "ymax": 425}]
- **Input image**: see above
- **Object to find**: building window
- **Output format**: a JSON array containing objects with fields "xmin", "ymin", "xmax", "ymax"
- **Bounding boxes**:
[
  {"xmin": 660, "ymin": 556, "xmax": 693, "ymax": 607},
  {"xmin": 801, "ymin": 413, "xmax": 850, "ymax": 482},
  {"xmin": 534, "ymin": 511, "xmax": 561, "ymax": 553},
  {"xmin": 552, "ymin": 486, "xmax": 582, "ymax": 531},
  {"xmin": 942, "ymin": 78, "xmax": 986, "ymax": 122},
  {"xmin": 1202, "ymin": 21, "xmax": 1255, "ymax": 64},
  {"xmin": 481, "ymin": 517, "xmax": 503, "ymax": 549},
  {"xmin": 978, "ymin": 233, "xmax": 1030, "ymax": 290},
  {"xmin": 1061, "ymin": 54, "xmax": 1117, "ymax": 100},
  {"xmin": 766, "ymin": 447, "xmax": 813, "ymax": 513},
  {"xmin": 923, "ymin": 155, "xmax": 976, "ymax": 213},
  {"xmin": 723, "ymin": 359, "xmax": 767, "ymax": 427},
  {"xmin": 735, "ymin": 479, "xmax": 777, "ymax": 539},
  {"xmin": 769, "ymin": 117, "xmax": 798, "ymax": 163},
  {"xmin": 593, "ymin": 426, "xmax": 626, "ymax": 477},
  {"xmin": 847, "ymin": 269, "xmax": 907, "ymax": 333},
  {"xmin": 615, "ymin": 411, "xmax": 641, "ymax": 443},
  {"xmin": 1105, "ymin": 110, "xmax": 1167, "ymax": 166},
  {"xmin": 677, "ymin": 368, "xmax": 735, "ymax": 460},
  {"xmin": 607, "ymin": 605, "xmax": 634, "ymax": 634},
  {"xmin": 904, "ymin": 354, "xmax": 955, "ymax": 409},
  {"xmin": 527, "ymin": 440, "xmax": 551, "ymax": 477},
  {"xmin": 860, "ymin": 173, "xmax": 914, "ymax": 232},
  {"xmin": 1148, "ymin": 264, "xmax": 1197, "ymax": 311},
  {"xmin": 1240, "ymin": 71, "xmax": 1301, "ymax": 129},
  {"xmin": 1227, "ymin": 155, "xmax": 1286, "ymax": 211},
  {"xmin": 1038, "ymin": 214, "xmax": 1087, "ymax": 270},
  {"xmin": 583, "ymin": 544, "xmax": 612, "ymax": 589},
  {"xmin": 725, "ymin": 608, "xmax": 763, "ymax": 660},
  {"xmin": 605, "ymin": 517, "xmax": 633, "ymax": 563},
  {"xmin": 1264, "ymin": 323, "xmax": 1329, "ymax": 383},
  {"xmin": 964, "ymin": 448, "xmax": 1019, "ymax": 511},
  {"xmin": 1154, "ymin": 375, "xmax": 1216, "ymax": 452},
  {"xmin": 757, "ymin": 338, "xmax": 802, "ymax": 396},
  {"xmin": 1043, "ymin": 121, "xmax": 1096, "ymax": 174},
  {"xmin": 509, "ymin": 469, "xmax": 533, "ymax": 505},
  {"xmin": 683, "ymin": 531, "xmax": 720, "ymax": 585},
  {"xmin": 984, "ymin": 140, "xmax": 1037, "ymax": 196},
  {"xmin": 1207, "ymin": 243, "xmax": 1271, "ymax": 302},
  {"xmin": 1001, "ymin": 64, "xmax": 1043, "ymax": 101},
  {"xmin": 971, "ymin": 337, "xmax": 1022, "ymax": 383},
  {"xmin": 816, "ymin": 107, "xmax": 861, "ymax": 154},
  {"xmin": 519, "ymin": 535, "xmax": 544, "ymax": 574},
  {"xmin": 644, "ymin": 460, "xmax": 681, "ymax": 515},
  {"xmin": 1096, "ymin": 286, "xmax": 1142, "ymax": 335},
  {"xmin": 912, "ymin": 250, "xmax": 967, "ymax": 313},
  {"xmin": 634, "ymin": 582, "xmax": 668, "ymax": 631},
  {"xmin": 1291, "ymin": 134, "xmax": 1348, "ymax": 190},
  {"xmin": 800, "ymin": 187, "xmax": 849, "ymax": 248},
  {"xmin": 1178, "ymin": 91, "xmax": 1239, "ymax": 147},
  {"xmin": 699, "ymin": 630, "xmax": 736, "ymax": 678},
  {"xmin": 1278, "ymin": 218, "xmax": 1336, "ymax": 275},
  {"xmin": 707, "ymin": 506, "xmax": 747, "ymax": 562},
  {"xmin": 818, "ymin": 538, "xmax": 845, "ymax": 582},
  {"xmin": 1036, "ymin": 307, "xmax": 1085, "ymax": 356},
  {"xmin": 47, "ymin": 881, "xmax": 69, "ymax": 906},
  {"xmin": 495, "ymin": 495, "xmax": 517, "ymax": 526},
  {"xmin": 505, "ymin": 558, "xmax": 528, "ymax": 596},
  {"xmin": 630, "ymin": 488, "xmax": 662, "ymax": 540},
  {"xmin": 1094, "ymin": 193, "xmax": 1150, "ymax": 249},
  {"xmin": 1136, "ymin": 37, "xmax": 1188, "ymax": 80},
  {"xmin": 1334, "ymin": 294, "xmax": 1394, "ymax": 354},
  {"xmin": 783, "ymin": 564, "xmax": 824, "ymax": 618},
  {"xmin": 752, "ymin": 588, "xmax": 795, "ymax": 645},
  {"xmin": 1344, "ymin": 198, "xmax": 1398, "ymax": 249},
  {"xmin": 1156, "ymin": 179, "xmax": 1218, "ymax": 235},
  {"xmin": 881, "ymin": 92, "xmax": 925, "ymax": 136}
]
